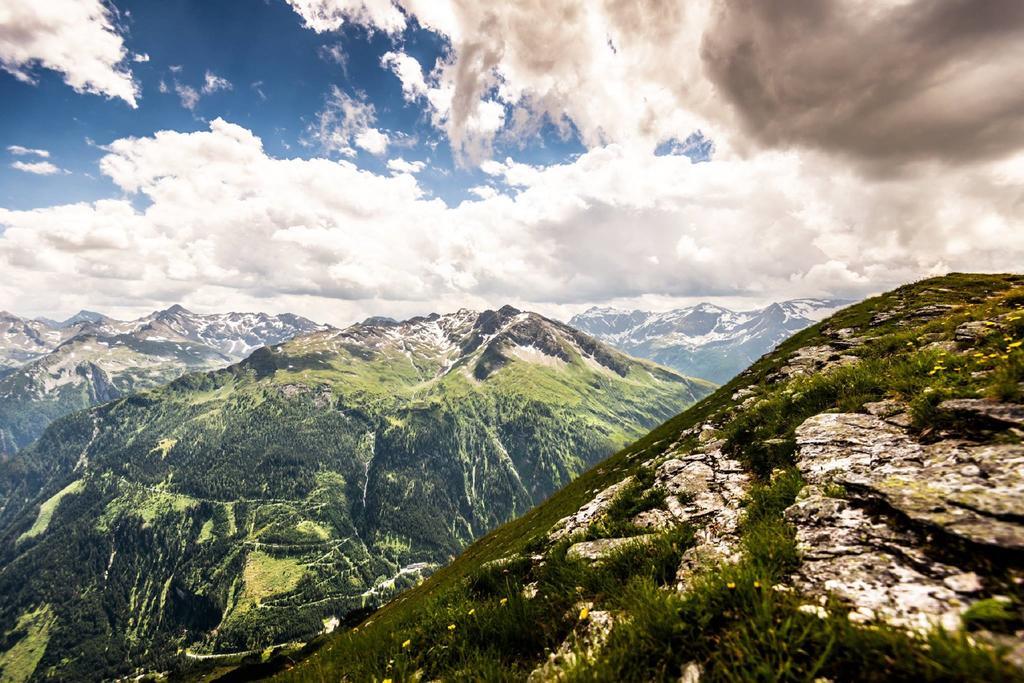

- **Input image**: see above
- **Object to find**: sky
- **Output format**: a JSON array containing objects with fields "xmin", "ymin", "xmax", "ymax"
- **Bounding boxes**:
[{"xmin": 1, "ymin": 0, "xmax": 1023, "ymax": 327}]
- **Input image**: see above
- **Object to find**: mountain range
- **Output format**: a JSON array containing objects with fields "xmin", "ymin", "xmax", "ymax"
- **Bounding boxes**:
[
  {"xmin": 269, "ymin": 273, "xmax": 1024, "ymax": 682},
  {"xmin": 0, "ymin": 306, "xmax": 324, "ymax": 455},
  {"xmin": 569, "ymin": 299, "xmax": 851, "ymax": 383},
  {"xmin": 0, "ymin": 305, "xmax": 713, "ymax": 681}
]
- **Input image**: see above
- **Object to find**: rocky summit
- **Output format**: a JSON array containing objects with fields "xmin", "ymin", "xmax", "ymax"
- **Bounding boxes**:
[{"xmin": 276, "ymin": 273, "xmax": 1024, "ymax": 682}]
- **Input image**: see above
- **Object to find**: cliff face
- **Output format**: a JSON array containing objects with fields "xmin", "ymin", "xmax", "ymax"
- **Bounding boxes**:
[{"xmin": 273, "ymin": 273, "xmax": 1024, "ymax": 683}]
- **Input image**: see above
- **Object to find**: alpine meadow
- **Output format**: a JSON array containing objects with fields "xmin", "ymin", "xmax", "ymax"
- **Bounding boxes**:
[{"xmin": 1, "ymin": 1, "xmax": 1023, "ymax": 682}]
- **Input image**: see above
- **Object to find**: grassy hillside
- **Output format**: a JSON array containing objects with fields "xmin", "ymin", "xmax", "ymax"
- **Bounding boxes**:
[
  {"xmin": 272, "ymin": 273, "xmax": 1024, "ymax": 682},
  {"xmin": 0, "ymin": 309, "xmax": 711, "ymax": 682}
]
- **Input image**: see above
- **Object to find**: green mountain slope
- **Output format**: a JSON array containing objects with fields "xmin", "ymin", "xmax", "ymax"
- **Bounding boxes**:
[
  {"xmin": 272, "ymin": 273, "xmax": 1024, "ymax": 682},
  {"xmin": 0, "ymin": 306, "xmax": 711, "ymax": 682}
]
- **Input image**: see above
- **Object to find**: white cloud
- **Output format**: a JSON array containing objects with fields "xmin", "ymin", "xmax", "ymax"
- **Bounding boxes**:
[
  {"xmin": 381, "ymin": 51, "xmax": 427, "ymax": 100},
  {"xmin": 132, "ymin": 53, "xmax": 150, "ymax": 63},
  {"xmin": 284, "ymin": 0, "xmax": 406, "ymax": 33},
  {"xmin": 355, "ymin": 128, "xmax": 389, "ymax": 155},
  {"xmin": 10, "ymin": 160, "xmax": 64, "ymax": 175},
  {"xmin": 7, "ymin": 145, "xmax": 49, "ymax": 158},
  {"xmin": 387, "ymin": 158, "xmax": 426, "ymax": 175},
  {"xmin": 202, "ymin": 70, "xmax": 232, "ymax": 94},
  {"xmin": 0, "ymin": 0, "xmax": 138, "ymax": 106},
  {"xmin": 307, "ymin": 87, "xmax": 388, "ymax": 157},
  {"xmin": 174, "ymin": 82, "xmax": 200, "ymax": 110},
  {"xmin": 1, "ymin": 120, "xmax": 1021, "ymax": 324}
]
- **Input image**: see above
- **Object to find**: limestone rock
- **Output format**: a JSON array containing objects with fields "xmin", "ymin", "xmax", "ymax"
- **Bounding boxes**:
[
  {"xmin": 939, "ymin": 398, "xmax": 1024, "ymax": 428},
  {"xmin": 549, "ymin": 476, "xmax": 635, "ymax": 542},
  {"xmin": 784, "ymin": 487, "xmax": 972, "ymax": 633},
  {"xmin": 955, "ymin": 320, "xmax": 995, "ymax": 344},
  {"xmin": 566, "ymin": 535, "xmax": 653, "ymax": 562},
  {"xmin": 774, "ymin": 345, "xmax": 860, "ymax": 380},
  {"xmin": 527, "ymin": 607, "xmax": 615, "ymax": 682},
  {"xmin": 794, "ymin": 412, "xmax": 1024, "ymax": 551}
]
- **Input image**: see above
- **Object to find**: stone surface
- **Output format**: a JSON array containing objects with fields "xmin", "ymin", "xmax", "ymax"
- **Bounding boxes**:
[
  {"xmin": 566, "ymin": 535, "xmax": 653, "ymax": 562},
  {"xmin": 548, "ymin": 476, "xmax": 635, "ymax": 542},
  {"xmin": 774, "ymin": 345, "xmax": 860, "ymax": 380},
  {"xmin": 785, "ymin": 487, "xmax": 974, "ymax": 633},
  {"xmin": 955, "ymin": 320, "xmax": 995, "ymax": 344},
  {"xmin": 795, "ymin": 412, "xmax": 1024, "ymax": 551},
  {"xmin": 939, "ymin": 398, "xmax": 1024, "ymax": 428}
]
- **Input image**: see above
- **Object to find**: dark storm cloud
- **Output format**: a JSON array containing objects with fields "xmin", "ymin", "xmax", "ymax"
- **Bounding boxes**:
[{"xmin": 701, "ymin": 0, "xmax": 1024, "ymax": 167}]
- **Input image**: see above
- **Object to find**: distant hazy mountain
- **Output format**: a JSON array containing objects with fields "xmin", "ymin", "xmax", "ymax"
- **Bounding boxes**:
[
  {"xmin": 569, "ymin": 299, "xmax": 852, "ymax": 383},
  {"xmin": 0, "ymin": 305, "xmax": 712, "ymax": 680},
  {"xmin": 0, "ymin": 306, "xmax": 324, "ymax": 454}
]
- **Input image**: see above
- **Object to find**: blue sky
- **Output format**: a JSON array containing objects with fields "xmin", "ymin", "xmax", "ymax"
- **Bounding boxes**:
[
  {"xmin": 0, "ymin": 0, "xmax": 1021, "ymax": 325},
  {"xmin": 0, "ymin": 0, "xmax": 595, "ymax": 211}
]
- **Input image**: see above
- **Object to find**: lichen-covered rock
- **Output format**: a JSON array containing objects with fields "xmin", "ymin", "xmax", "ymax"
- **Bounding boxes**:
[
  {"xmin": 774, "ymin": 345, "xmax": 860, "ymax": 380},
  {"xmin": 548, "ymin": 476, "xmax": 635, "ymax": 542},
  {"xmin": 566, "ymin": 535, "xmax": 653, "ymax": 562},
  {"xmin": 784, "ymin": 487, "xmax": 972, "ymax": 632},
  {"xmin": 794, "ymin": 412, "xmax": 1024, "ymax": 551},
  {"xmin": 939, "ymin": 398, "xmax": 1024, "ymax": 428},
  {"xmin": 955, "ymin": 320, "xmax": 995, "ymax": 344}
]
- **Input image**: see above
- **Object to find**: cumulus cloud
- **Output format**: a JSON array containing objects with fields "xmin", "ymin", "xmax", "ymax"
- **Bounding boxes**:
[
  {"xmin": 7, "ymin": 145, "xmax": 49, "ymax": 158},
  {"xmin": 284, "ymin": 0, "xmax": 406, "ymax": 33},
  {"xmin": 1, "ymin": 121, "xmax": 1022, "ymax": 323},
  {"xmin": 0, "ymin": 0, "xmax": 138, "ymax": 106},
  {"xmin": 386, "ymin": 158, "xmax": 425, "ymax": 175},
  {"xmin": 292, "ymin": 0, "xmax": 1024, "ymax": 173},
  {"xmin": 307, "ymin": 86, "xmax": 389, "ymax": 156},
  {"xmin": 10, "ymin": 160, "xmax": 63, "ymax": 175}
]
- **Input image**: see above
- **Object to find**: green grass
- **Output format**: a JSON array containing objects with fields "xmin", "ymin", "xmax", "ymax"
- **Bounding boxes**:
[
  {"xmin": 269, "ymin": 274, "xmax": 1024, "ymax": 682},
  {"xmin": 0, "ymin": 604, "xmax": 56, "ymax": 683},
  {"xmin": 17, "ymin": 479, "xmax": 85, "ymax": 542}
]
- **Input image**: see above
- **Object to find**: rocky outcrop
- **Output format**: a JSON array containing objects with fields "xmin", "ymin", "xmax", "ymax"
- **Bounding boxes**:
[
  {"xmin": 794, "ymin": 412, "xmax": 1024, "ymax": 551},
  {"xmin": 548, "ymin": 477, "xmax": 635, "ymax": 542},
  {"xmin": 772, "ymin": 345, "xmax": 860, "ymax": 381},
  {"xmin": 786, "ymin": 410, "xmax": 1024, "ymax": 633},
  {"xmin": 566, "ymin": 536, "xmax": 653, "ymax": 562}
]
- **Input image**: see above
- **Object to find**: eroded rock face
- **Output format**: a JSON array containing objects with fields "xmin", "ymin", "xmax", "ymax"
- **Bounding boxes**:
[
  {"xmin": 785, "ymin": 486, "xmax": 972, "ymax": 632},
  {"xmin": 939, "ymin": 398, "xmax": 1024, "ymax": 429},
  {"xmin": 794, "ymin": 412, "xmax": 1024, "ymax": 551},
  {"xmin": 526, "ymin": 606, "xmax": 615, "ymax": 682},
  {"xmin": 548, "ymin": 476, "xmax": 635, "ymax": 542},
  {"xmin": 652, "ymin": 450, "xmax": 750, "ymax": 589},
  {"xmin": 787, "ymin": 410, "xmax": 1024, "ymax": 634}
]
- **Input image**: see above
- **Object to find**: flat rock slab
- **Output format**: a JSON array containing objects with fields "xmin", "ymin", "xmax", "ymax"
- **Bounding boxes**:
[
  {"xmin": 939, "ymin": 398, "xmax": 1024, "ymax": 428},
  {"xmin": 795, "ymin": 412, "xmax": 1024, "ymax": 551},
  {"xmin": 566, "ymin": 535, "xmax": 654, "ymax": 562},
  {"xmin": 785, "ymin": 487, "xmax": 972, "ymax": 633}
]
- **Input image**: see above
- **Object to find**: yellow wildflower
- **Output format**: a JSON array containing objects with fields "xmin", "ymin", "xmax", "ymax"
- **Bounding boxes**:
[
  {"xmin": 579, "ymin": 606, "xmax": 590, "ymax": 621},
  {"xmin": 753, "ymin": 580, "xmax": 762, "ymax": 590},
  {"xmin": 468, "ymin": 608, "xmax": 476, "ymax": 616},
  {"xmin": 384, "ymin": 679, "xmax": 393, "ymax": 683},
  {"xmin": 448, "ymin": 623, "xmax": 456, "ymax": 631},
  {"xmin": 499, "ymin": 597, "xmax": 508, "ymax": 606},
  {"xmin": 402, "ymin": 639, "xmax": 411, "ymax": 649},
  {"xmin": 1009, "ymin": 341, "xmax": 1022, "ymax": 349},
  {"xmin": 727, "ymin": 581, "xmax": 736, "ymax": 590}
]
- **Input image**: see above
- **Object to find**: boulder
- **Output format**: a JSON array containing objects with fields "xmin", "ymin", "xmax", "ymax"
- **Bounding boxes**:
[{"xmin": 566, "ymin": 535, "xmax": 654, "ymax": 562}]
